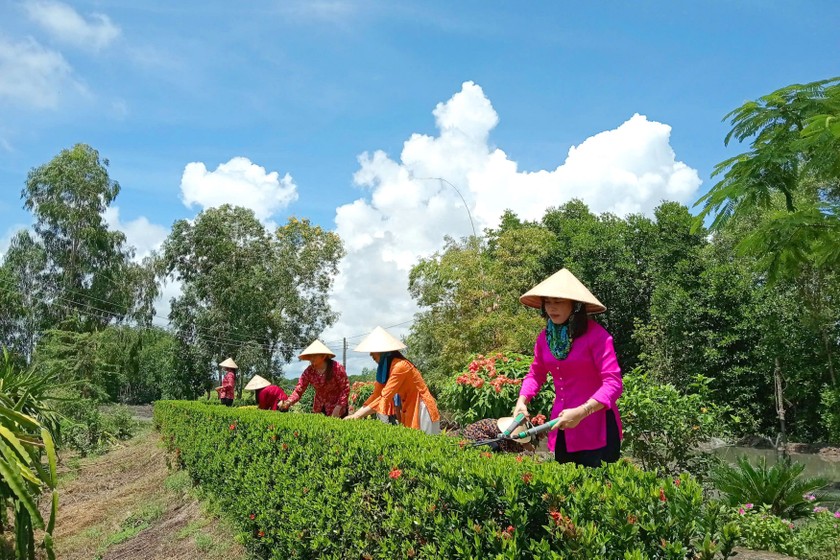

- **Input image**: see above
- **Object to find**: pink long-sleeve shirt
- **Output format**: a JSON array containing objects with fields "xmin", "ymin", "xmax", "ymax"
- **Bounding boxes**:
[{"xmin": 519, "ymin": 320, "xmax": 623, "ymax": 453}]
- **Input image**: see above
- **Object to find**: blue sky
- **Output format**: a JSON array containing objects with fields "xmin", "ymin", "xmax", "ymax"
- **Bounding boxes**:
[{"xmin": 1, "ymin": 0, "xmax": 838, "ymax": 373}]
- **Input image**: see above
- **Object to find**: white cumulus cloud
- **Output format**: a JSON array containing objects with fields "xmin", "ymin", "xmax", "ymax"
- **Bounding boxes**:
[
  {"xmin": 179, "ymin": 157, "xmax": 299, "ymax": 222},
  {"xmin": 24, "ymin": 0, "xmax": 121, "ymax": 50},
  {"xmin": 0, "ymin": 36, "xmax": 81, "ymax": 108},
  {"xmin": 102, "ymin": 206, "xmax": 168, "ymax": 262},
  {"xmin": 323, "ymin": 81, "xmax": 702, "ymax": 374}
]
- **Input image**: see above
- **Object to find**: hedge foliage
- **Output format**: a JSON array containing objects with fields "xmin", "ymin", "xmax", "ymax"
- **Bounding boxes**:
[{"xmin": 155, "ymin": 401, "xmax": 735, "ymax": 559}]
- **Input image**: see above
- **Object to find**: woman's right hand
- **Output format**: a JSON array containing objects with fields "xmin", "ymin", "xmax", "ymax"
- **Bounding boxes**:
[{"xmin": 512, "ymin": 397, "xmax": 529, "ymax": 420}]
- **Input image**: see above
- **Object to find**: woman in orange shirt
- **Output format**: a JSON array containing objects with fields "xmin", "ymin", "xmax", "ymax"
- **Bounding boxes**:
[{"xmin": 344, "ymin": 326, "xmax": 440, "ymax": 434}]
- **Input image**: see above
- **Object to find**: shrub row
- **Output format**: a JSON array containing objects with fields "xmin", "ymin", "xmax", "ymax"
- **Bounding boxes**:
[{"xmin": 154, "ymin": 401, "xmax": 733, "ymax": 559}]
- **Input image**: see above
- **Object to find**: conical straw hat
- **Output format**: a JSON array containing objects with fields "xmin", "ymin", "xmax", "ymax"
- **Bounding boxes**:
[
  {"xmin": 244, "ymin": 375, "xmax": 271, "ymax": 391},
  {"xmin": 218, "ymin": 357, "xmax": 238, "ymax": 369},
  {"xmin": 519, "ymin": 268, "xmax": 606, "ymax": 314},
  {"xmin": 353, "ymin": 326, "xmax": 407, "ymax": 352},
  {"xmin": 298, "ymin": 339, "xmax": 335, "ymax": 360}
]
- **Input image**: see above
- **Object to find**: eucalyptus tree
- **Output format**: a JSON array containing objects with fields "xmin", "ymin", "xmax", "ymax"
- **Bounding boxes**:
[
  {"xmin": 0, "ymin": 231, "xmax": 48, "ymax": 362},
  {"xmin": 21, "ymin": 144, "xmax": 158, "ymax": 332},
  {"xmin": 160, "ymin": 206, "xmax": 344, "ymax": 397}
]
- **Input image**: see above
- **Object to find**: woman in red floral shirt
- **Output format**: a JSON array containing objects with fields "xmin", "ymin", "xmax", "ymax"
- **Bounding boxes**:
[
  {"xmin": 214, "ymin": 357, "xmax": 237, "ymax": 406},
  {"xmin": 244, "ymin": 375, "xmax": 288, "ymax": 410},
  {"xmin": 280, "ymin": 340, "xmax": 350, "ymax": 417}
]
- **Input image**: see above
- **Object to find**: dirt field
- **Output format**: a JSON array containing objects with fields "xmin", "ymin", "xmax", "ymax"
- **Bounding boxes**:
[{"xmin": 49, "ymin": 425, "xmax": 247, "ymax": 560}]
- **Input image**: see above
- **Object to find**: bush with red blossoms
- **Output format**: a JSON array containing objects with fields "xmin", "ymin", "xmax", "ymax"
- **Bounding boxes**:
[{"xmin": 439, "ymin": 351, "xmax": 555, "ymax": 425}]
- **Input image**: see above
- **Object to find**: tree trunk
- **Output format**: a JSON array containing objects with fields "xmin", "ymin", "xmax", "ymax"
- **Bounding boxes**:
[{"xmin": 774, "ymin": 357, "xmax": 788, "ymax": 460}]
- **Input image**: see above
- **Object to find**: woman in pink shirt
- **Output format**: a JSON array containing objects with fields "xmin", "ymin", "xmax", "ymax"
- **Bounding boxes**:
[{"xmin": 513, "ymin": 268, "xmax": 623, "ymax": 467}]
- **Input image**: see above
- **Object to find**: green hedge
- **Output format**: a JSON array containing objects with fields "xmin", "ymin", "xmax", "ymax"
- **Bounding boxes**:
[{"xmin": 154, "ymin": 401, "xmax": 732, "ymax": 559}]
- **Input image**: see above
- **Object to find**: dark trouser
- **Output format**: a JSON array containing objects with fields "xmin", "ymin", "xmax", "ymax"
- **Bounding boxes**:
[
  {"xmin": 220, "ymin": 398, "xmax": 234, "ymax": 407},
  {"xmin": 555, "ymin": 409, "xmax": 620, "ymax": 467}
]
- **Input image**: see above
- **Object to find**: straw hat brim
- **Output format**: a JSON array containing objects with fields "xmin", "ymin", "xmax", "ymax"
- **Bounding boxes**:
[
  {"xmin": 244, "ymin": 375, "xmax": 271, "ymax": 391},
  {"xmin": 354, "ymin": 326, "xmax": 407, "ymax": 353},
  {"xmin": 298, "ymin": 339, "xmax": 336, "ymax": 360},
  {"xmin": 519, "ymin": 268, "xmax": 606, "ymax": 314},
  {"xmin": 496, "ymin": 416, "xmax": 531, "ymax": 444},
  {"xmin": 218, "ymin": 357, "xmax": 238, "ymax": 369}
]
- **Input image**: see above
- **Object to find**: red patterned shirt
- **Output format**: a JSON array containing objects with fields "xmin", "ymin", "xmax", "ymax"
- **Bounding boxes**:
[
  {"xmin": 219, "ymin": 371, "xmax": 235, "ymax": 400},
  {"xmin": 286, "ymin": 361, "xmax": 350, "ymax": 415}
]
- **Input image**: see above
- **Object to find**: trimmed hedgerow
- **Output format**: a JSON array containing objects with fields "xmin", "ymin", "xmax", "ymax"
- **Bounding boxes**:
[{"xmin": 155, "ymin": 401, "xmax": 734, "ymax": 559}]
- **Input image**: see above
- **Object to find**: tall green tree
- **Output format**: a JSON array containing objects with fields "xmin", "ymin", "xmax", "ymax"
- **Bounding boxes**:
[
  {"xmin": 21, "ymin": 144, "xmax": 157, "ymax": 332},
  {"xmin": 160, "ymin": 206, "xmax": 344, "ymax": 397},
  {"xmin": 0, "ymin": 231, "xmax": 48, "ymax": 362},
  {"xmin": 694, "ymin": 76, "xmax": 840, "ymax": 280}
]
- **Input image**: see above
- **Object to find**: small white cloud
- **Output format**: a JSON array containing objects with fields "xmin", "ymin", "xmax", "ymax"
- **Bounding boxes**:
[
  {"xmin": 322, "ymin": 81, "xmax": 702, "ymax": 374},
  {"xmin": 102, "ymin": 206, "xmax": 168, "ymax": 262},
  {"xmin": 180, "ymin": 157, "xmax": 299, "ymax": 222},
  {"xmin": 0, "ymin": 36, "xmax": 81, "ymax": 108},
  {"xmin": 24, "ymin": 0, "xmax": 121, "ymax": 50}
]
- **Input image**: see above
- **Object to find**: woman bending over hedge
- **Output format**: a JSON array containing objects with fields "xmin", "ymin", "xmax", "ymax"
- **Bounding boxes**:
[{"xmin": 344, "ymin": 326, "xmax": 440, "ymax": 435}]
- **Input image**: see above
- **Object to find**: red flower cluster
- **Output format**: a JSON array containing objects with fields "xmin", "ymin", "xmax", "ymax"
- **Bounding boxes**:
[
  {"xmin": 258, "ymin": 530, "xmax": 265, "ymax": 538},
  {"xmin": 548, "ymin": 510, "xmax": 579, "ymax": 538},
  {"xmin": 659, "ymin": 488, "xmax": 667, "ymax": 502},
  {"xmin": 531, "ymin": 414, "xmax": 547, "ymax": 426},
  {"xmin": 501, "ymin": 525, "xmax": 515, "ymax": 539},
  {"xmin": 521, "ymin": 472, "xmax": 533, "ymax": 484},
  {"xmin": 249, "ymin": 513, "xmax": 256, "ymax": 520},
  {"xmin": 389, "ymin": 468, "xmax": 402, "ymax": 479},
  {"xmin": 229, "ymin": 424, "xmax": 236, "ymax": 431}
]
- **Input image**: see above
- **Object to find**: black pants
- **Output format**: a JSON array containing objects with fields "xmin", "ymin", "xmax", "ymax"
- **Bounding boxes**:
[
  {"xmin": 555, "ymin": 409, "xmax": 620, "ymax": 467},
  {"xmin": 220, "ymin": 398, "xmax": 234, "ymax": 407}
]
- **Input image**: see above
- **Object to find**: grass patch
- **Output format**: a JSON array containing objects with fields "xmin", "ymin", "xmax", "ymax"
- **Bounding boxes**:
[
  {"xmin": 164, "ymin": 469, "xmax": 192, "ymax": 493},
  {"xmin": 93, "ymin": 502, "xmax": 166, "ymax": 558},
  {"xmin": 176, "ymin": 518, "xmax": 209, "ymax": 540},
  {"xmin": 194, "ymin": 532, "xmax": 215, "ymax": 553}
]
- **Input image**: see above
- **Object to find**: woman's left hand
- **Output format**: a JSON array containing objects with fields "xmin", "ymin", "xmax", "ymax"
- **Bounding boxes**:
[{"xmin": 551, "ymin": 407, "xmax": 587, "ymax": 431}]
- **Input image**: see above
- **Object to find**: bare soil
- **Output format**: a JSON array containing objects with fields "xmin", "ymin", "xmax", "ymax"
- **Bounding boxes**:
[{"xmin": 47, "ymin": 426, "xmax": 247, "ymax": 560}]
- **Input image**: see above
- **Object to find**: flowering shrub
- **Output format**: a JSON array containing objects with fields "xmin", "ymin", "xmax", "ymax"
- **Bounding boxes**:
[
  {"xmin": 439, "ymin": 352, "xmax": 554, "ymax": 425},
  {"xmin": 155, "ymin": 401, "xmax": 737, "ymax": 559},
  {"xmin": 728, "ymin": 504, "xmax": 802, "ymax": 556},
  {"xmin": 620, "ymin": 369, "xmax": 723, "ymax": 478},
  {"xmin": 348, "ymin": 381, "xmax": 375, "ymax": 413},
  {"xmin": 793, "ymin": 508, "xmax": 840, "ymax": 560}
]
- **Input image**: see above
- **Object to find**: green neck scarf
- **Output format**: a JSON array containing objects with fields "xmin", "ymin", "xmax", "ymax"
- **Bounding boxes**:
[{"xmin": 546, "ymin": 319, "xmax": 572, "ymax": 360}]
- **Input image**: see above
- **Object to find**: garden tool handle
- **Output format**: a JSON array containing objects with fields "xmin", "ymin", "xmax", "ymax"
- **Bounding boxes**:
[
  {"xmin": 501, "ymin": 413, "xmax": 527, "ymax": 437},
  {"xmin": 512, "ymin": 416, "xmax": 562, "ymax": 439}
]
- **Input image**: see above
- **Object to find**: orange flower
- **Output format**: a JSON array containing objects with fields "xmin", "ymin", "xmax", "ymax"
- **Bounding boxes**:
[
  {"xmin": 521, "ymin": 472, "xmax": 533, "ymax": 484},
  {"xmin": 627, "ymin": 514, "xmax": 637, "ymax": 524},
  {"xmin": 249, "ymin": 513, "xmax": 255, "ymax": 520},
  {"xmin": 229, "ymin": 424, "xmax": 236, "ymax": 430},
  {"xmin": 258, "ymin": 530, "xmax": 265, "ymax": 537},
  {"xmin": 659, "ymin": 488, "xmax": 667, "ymax": 502},
  {"xmin": 389, "ymin": 468, "xmax": 402, "ymax": 479}
]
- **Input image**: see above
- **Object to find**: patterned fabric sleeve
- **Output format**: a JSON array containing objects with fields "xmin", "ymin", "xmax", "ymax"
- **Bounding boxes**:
[
  {"xmin": 334, "ymin": 362, "xmax": 350, "ymax": 410},
  {"xmin": 286, "ymin": 368, "xmax": 312, "ymax": 406}
]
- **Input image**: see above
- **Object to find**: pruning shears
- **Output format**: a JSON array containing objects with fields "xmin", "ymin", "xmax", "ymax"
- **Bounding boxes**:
[
  {"xmin": 468, "ymin": 413, "xmax": 528, "ymax": 448},
  {"xmin": 468, "ymin": 414, "xmax": 563, "ymax": 448}
]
